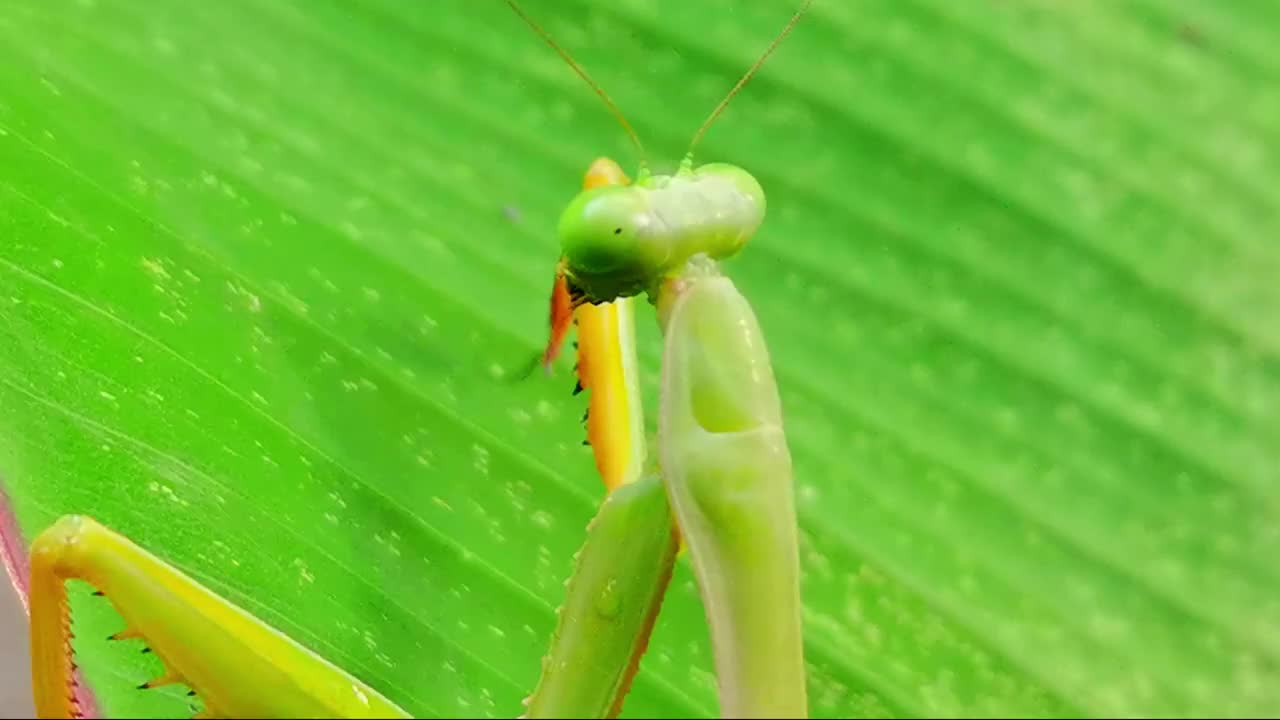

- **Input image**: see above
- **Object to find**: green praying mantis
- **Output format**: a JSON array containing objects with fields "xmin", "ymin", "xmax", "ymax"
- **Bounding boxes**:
[{"xmin": 18, "ymin": 1, "xmax": 814, "ymax": 717}]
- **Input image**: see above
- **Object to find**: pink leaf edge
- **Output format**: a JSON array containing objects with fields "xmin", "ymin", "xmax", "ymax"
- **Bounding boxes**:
[{"xmin": 0, "ymin": 484, "xmax": 101, "ymax": 718}]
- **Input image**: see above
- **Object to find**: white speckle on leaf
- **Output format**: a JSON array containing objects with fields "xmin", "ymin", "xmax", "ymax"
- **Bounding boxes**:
[
  {"xmin": 531, "ymin": 510, "xmax": 553, "ymax": 530},
  {"xmin": 140, "ymin": 257, "xmax": 171, "ymax": 281},
  {"xmin": 535, "ymin": 400, "xmax": 557, "ymax": 420},
  {"xmin": 294, "ymin": 558, "xmax": 315, "ymax": 585}
]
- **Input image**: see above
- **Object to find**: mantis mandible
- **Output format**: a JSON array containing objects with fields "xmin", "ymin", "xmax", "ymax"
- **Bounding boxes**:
[{"xmin": 17, "ymin": 1, "xmax": 814, "ymax": 717}]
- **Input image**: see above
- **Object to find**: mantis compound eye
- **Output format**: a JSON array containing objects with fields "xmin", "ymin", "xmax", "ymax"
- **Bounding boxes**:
[{"xmin": 558, "ymin": 186, "xmax": 651, "ymax": 276}]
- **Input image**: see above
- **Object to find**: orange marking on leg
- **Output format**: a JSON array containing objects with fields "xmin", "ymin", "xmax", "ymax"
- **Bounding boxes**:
[
  {"xmin": 541, "ymin": 263, "xmax": 575, "ymax": 374},
  {"xmin": 583, "ymin": 157, "xmax": 630, "ymax": 190},
  {"xmin": 576, "ymin": 303, "xmax": 633, "ymax": 491}
]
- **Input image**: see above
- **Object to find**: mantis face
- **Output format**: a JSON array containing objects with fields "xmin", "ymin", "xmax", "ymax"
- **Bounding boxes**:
[
  {"xmin": 557, "ymin": 185, "xmax": 658, "ymax": 303},
  {"xmin": 558, "ymin": 163, "xmax": 767, "ymax": 304}
]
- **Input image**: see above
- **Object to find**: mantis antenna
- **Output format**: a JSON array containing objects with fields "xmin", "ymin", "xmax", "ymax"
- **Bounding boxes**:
[
  {"xmin": 505, "ymin": 0, "xmax": 649, "ymax": 170},
  {"xmin": 686, "ymin": 0, "xmax": 815, "ymax": 157}
]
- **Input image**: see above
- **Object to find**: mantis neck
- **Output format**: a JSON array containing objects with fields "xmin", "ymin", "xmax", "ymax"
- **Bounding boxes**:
[{"xmin": 655, "ymin": 254, "xmax": 722, "ymax": 334}]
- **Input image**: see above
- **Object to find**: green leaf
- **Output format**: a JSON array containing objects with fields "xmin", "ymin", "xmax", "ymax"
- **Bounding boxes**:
[{"xmin": 3, "ymin": 0, "xmax": 1278, "ymax": 717}]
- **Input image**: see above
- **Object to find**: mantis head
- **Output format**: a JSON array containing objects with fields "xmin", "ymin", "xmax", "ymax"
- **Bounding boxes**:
[
  {"xmin": 508, "ymin": 0, "xmax": 807, "ymax": 304},
  {"xmin": 557, "ymin": 185, "xmax": 664, "ymax": 304},
  {"xmin": 557, "ymin": 162, "xmax": 767, "ymax": 305}
]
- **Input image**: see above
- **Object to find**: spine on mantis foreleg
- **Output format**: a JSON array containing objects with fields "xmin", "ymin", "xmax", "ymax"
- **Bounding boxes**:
[
  {"xmin": 524, "ymin": 474, "xmax": 679, "ymax": 718},
  {"xmin": 656, "ymin": 258, "xmax": 807, "ymax": 719},
  {"xmin": 28, "ymin": 515, "xmax": 410, "ymax": 719}
]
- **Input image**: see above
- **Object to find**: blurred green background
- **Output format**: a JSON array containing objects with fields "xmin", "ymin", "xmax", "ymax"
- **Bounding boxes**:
[{"xmin": 2, "ymin": 0, "xmax": 1278, "ymax": 717}]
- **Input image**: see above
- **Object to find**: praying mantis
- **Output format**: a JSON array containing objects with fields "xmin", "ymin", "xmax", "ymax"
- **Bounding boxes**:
[{"xmin": 16, "ymin": 1, "xmax": 814, "ymax": 717}]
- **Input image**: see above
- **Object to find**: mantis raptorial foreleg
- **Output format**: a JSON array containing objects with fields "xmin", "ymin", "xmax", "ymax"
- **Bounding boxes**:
[{"xmin": 657, "ymin": 260, "xmax": 806, "ymax": 718}]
